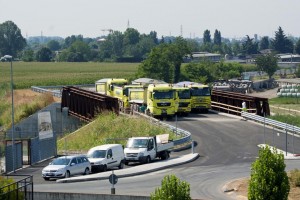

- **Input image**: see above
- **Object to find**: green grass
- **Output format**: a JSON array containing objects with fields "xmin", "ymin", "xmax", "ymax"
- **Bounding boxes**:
[
  {"xmin": 0, "ymin": 62, "xmax": 139, "ymax": 89},
  {"xmin": 269, "ymin": 97, "xmax": 300, "ymax": 105},
  {"xmin": 269, "ymin": 97, "xmax": 300, "ymax": 127},
  {"xmin": 57, "ymin": 112, "xmax": 177, "ymax": 154}
]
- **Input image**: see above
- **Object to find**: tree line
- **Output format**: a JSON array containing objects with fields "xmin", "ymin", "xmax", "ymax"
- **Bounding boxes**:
[{"xmin": 1, "ymin": 20, "xmax": 300, "ymax": 62}]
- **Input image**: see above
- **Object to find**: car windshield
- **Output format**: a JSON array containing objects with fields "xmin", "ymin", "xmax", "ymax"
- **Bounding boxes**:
[
  {"xmin": 127, "ymin": 139, "xmax": 148, "ymax": 148},
  {"xmin": 51, "ymin": 158, "xmax": 71, "ymax": 165},
  {"xmin": 87, "ymin": 150, "xmax": 106, "ymax": 158}
]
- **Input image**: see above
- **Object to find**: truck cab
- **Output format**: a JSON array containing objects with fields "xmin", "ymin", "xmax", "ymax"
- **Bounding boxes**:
[{"xmin": 146, "ymin": 84, "xmax": 177, "ymax": 118}]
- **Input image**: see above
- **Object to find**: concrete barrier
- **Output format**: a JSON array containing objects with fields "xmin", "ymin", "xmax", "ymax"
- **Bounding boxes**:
[{"xmin": 34, "ymin": 192, "xmax": 150, "ymax": 200}]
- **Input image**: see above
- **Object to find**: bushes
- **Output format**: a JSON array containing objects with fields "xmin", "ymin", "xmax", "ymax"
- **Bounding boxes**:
[
  {"xmin": 0, "ymin": 176, "xmax": 24, "ymax": 200},
  {"xmin": 150, "ymin": 174, "xmax": 191, "ymax": 200},
  {"xmin": 290, "ymin": 169, "xmax": 300, "ymax": 187},
  {"xmin": 248, "ymin": 145, "xmax": 290, "ymax": 200}
]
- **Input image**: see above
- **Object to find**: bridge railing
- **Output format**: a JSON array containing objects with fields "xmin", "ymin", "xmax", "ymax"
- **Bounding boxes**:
[{"xmin": 241, "ymin": 111, "xmax": 300, "ymax": 135}]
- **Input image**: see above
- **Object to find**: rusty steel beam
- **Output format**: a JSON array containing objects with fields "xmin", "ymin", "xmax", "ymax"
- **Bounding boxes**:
[
  {"xmin": 61, "ymin": 86, "xmax": 119, "ymax": 121},
  {"xmin": 211, "ymin": 89, "xmax": 270, "ymax": 116}
]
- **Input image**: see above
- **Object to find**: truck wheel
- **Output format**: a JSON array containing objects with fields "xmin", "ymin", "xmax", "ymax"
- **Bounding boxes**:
[{"xmin": 145, "ymin": 156, "xmax": 151, "ymax": 164}]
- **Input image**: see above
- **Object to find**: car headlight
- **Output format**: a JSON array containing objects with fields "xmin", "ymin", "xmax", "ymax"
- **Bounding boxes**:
[{"xmin": 57, "ymin": 168, "xmax": 65, "ymax": 173}]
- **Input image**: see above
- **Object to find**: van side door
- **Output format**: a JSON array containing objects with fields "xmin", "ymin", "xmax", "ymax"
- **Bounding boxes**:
[{"xmin": 106, "ymin": 149, "xmax": 116, "ymax": 168}]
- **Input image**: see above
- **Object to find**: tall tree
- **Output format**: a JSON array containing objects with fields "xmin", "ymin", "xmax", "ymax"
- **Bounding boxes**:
[
  {"xmin": 242, "ymin": 35, "xmax": 258, "ymax": 55},
  {"xmin": 255, "ymin": 53, "xmax": 279, "ymax": 79},
  {"xmin": 47, "ymin": 40, "xmax": 61, "ymax": 51},
  {"xmin": 137, "ymin": 37, "xmax": 190, "ymax": 83},
  {"xmin": 123, "ymin": 28, "xmax": 140, "ymax": 46},
  {"xmin": 0, "ymin": 21, "xmax": 26, "ymax": 57},
  {"xmin": 35, "ymin": 47, "xmax": 52, "ymax": 62},
  {"xmin": 271, "ymin": 27, "xmax": 294, "ymax": 53},
  {"xmin": 203, "ymin": 30, "xmax": 211, "ymax": 44},
  {"xmin": 295, "ymin": 38, "xmax": 300, "ymax": 54},
  {"xmin": 213, "ymin": 29, "xmax": 222, "ymax": 46},
  {"xmin": 248, "ymin": 145, "xmax": 289, "ymax": 200},
  {"xmin": 259, "ymin": 36, "xmax": 269, "ymax": 50}
]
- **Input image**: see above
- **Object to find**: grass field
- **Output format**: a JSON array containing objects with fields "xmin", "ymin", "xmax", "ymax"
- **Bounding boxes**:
[{"xmin": 0, "ymin": 62, "xmax": 139, "ymax": 89}]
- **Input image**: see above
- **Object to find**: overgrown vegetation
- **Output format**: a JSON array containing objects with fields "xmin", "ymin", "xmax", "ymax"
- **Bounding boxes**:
[
  {"xmin": 0, "ymin": 87, "xmax": 55, "ymax": 130},
  {"xmin": 57, "ymin": 112, "xmax": 177, "ymax": 154},
  {"xmin": 248, "ymin": 145, "xmax": 290, "ymax": 200},
  {"xmin": 290, "ymin": 169, "xmax": 300, "ymax": 187},
  {"xmin": 150, "ymin": 174, "xmax": 191, "ymax": 200},
  {"xmin": 0, "ymin": 176, "xmax": 24, "ymax": 200}
]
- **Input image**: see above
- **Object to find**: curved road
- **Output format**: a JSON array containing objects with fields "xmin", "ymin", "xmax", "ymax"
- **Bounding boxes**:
[{"xmin": 33, "ymin": 112, "xmax": 300, "ymax": 199}]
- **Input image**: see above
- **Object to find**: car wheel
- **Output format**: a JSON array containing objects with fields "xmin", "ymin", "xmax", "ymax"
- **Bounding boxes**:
[
  {"xmin": 118, "ymin": 161, "xmax": 124, "ymax": 169},
  {"xmin": 83, "ymin": 168, "xmax": 90, "ymax": 175},
  {"xmin": 65, "ymin": 171, "xmax": 71, "ymax": 178},
  {"xmin": 102, "ymin": 165, "xmax": 107, "ymax": 172},
  {"xmin": 43, "ymin": 177, "xmax": 50, "ymax": 181}
]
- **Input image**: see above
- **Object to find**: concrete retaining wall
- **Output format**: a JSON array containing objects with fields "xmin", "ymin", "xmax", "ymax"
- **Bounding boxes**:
[{"xmin": 34, "ymin": 192, "xmax": 150, "ymax": 200}]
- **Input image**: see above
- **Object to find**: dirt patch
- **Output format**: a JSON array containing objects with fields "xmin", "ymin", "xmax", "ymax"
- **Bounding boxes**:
[{"xmin": 225, "ymin": 177, "xmax": 300, "ymax": 200}]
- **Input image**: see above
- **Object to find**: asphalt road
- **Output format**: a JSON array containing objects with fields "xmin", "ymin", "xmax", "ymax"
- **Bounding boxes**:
[{"xmin": 13, "ymin": 111, "xmax": 300, "ymax": 200}]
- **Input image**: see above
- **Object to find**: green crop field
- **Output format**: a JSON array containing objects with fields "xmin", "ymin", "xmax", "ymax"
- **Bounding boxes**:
[{"xmin": 0, "ymin": 62, "xmax": 139, "ymax": 89}]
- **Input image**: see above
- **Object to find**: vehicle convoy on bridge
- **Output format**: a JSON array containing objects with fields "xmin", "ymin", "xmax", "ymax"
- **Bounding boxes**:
[
  {"xmin": 124, "ymin": 134, "xmax": 174, "ymax": 165},
  {"xmin": 94, "ymin": 78, "xmax": 212, "ymax": 118}
]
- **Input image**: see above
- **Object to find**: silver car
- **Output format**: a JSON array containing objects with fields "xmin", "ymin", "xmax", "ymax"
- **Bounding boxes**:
[{"xmin": 42, "ymin": 155, "xmax": 91, "ymax": 180}]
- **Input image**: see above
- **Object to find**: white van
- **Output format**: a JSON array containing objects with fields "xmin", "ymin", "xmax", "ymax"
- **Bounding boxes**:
[{"xmin": 87, "ymin": 144, "xmax": 125, "ymax": 173}]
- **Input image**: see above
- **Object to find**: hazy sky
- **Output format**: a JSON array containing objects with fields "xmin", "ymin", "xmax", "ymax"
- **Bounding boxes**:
[{"xmin": 1, "ymin": 0, "xmax": 299, "ymax": 39}]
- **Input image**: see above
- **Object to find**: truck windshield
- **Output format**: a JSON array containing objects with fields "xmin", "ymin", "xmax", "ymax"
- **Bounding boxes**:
[
  {"xmin": 178, "ymin": 90, "xmax": 191, "ymax": 99},
  {"xmin": 191, "ymin": 87, "xmax": 210, "ymax": 96},
  {"xmin": 153, "ymin": 91, "xmax": 174, "ymax": 99},
  {"xmin": 87, "ymin": 150, "xmax": 106, "ymax": 158},
  {"xmin": 127, "ymin": 139, "xmax": 148, "ymax": 148}
]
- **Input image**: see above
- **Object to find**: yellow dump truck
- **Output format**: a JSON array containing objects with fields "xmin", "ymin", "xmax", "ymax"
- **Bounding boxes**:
[
  {"xmin": 176, "ymin": 81, "xmax": 211, "ymax": 113},
  {"xmin": 173, "ymin": 85, "xmax": 191, "ymax": 116},
  {"xmin": 145, "ymin": 84, "xmax": 178, "ymax": 118},
  {"xmin": 95, "ymin": 78, "xmax": 128, "ymax": 96}
]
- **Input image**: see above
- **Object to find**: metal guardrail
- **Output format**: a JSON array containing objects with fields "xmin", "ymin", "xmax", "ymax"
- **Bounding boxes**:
[
  {"xmin": 31, "ymin": 86, "xmax": 62, "ymax": 98},
  {"xmin": 241, "ymin": 111, "xmax": 300, "ymax": 134},
  {"xmin": 31, "ymin": 84, "xmax": 95, "ymax": 98}
]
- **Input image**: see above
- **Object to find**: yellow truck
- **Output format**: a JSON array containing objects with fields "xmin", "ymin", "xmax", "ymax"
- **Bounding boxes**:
[
  {"xmin": 114, "ymin": 84, "xmax": 146, "ymax": 113},
  {"xmin": 176, "ymin": 81, "xmax": 211, "ymax": 113},
  {"xmin": 173, "ymin": 85, "xmax": 191, "ymax": 116},
  {"xmin": 95, "ymin": 78, "xmax": 128, "ymax": 96},
  {"xmin": 145, "ymin": 84, "xmax": 178, "ymax": 118}
]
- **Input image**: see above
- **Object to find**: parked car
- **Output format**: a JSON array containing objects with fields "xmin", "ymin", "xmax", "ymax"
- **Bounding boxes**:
[
  {"xmin": 42, "ymin": 155, "xmax": 91, "ymax": 180},
  {"xmin": 87, "ymin": 144, "xmax": 125, "ymax": 173}
]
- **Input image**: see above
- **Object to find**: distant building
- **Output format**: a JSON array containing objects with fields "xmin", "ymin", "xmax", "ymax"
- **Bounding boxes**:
[
  {"xmin": 277, "ymin": 54, "xmax": 300, "ymax": 68},
  {"xmin": 185, "ymin": 52, "xmax": 222, "ymax": 62}
]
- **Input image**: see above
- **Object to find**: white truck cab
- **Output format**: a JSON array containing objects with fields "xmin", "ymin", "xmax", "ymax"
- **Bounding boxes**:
[{"xmin": 124, "ymin": 134, "xmax": 173, "ymax": 165}]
